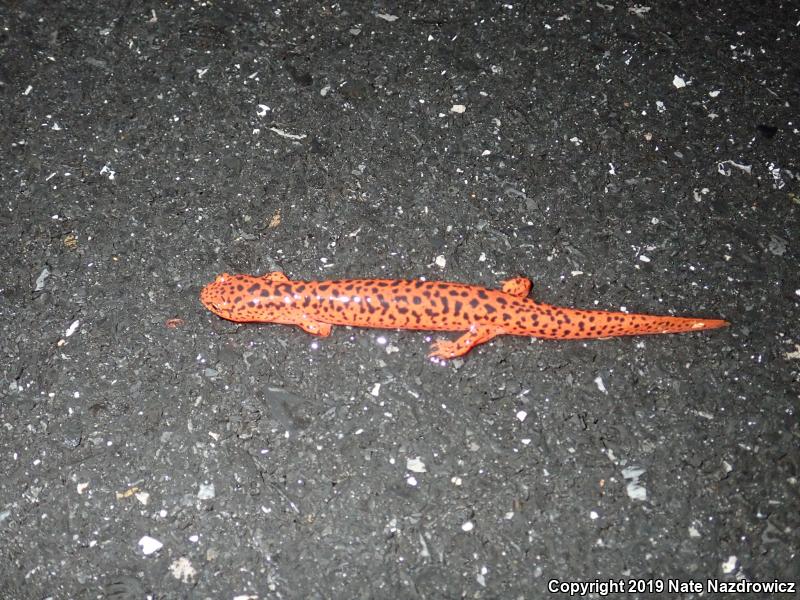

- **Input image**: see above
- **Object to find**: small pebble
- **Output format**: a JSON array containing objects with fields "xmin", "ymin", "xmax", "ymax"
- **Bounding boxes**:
[{"xmin": 138, "ymin": 535, "xmax": 163, "ymax": 555}]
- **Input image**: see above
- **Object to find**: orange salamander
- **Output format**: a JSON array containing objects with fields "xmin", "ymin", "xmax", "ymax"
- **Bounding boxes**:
[{"xmin": 200, "ymin": 272, "xmax": 728, "ymax": 359}]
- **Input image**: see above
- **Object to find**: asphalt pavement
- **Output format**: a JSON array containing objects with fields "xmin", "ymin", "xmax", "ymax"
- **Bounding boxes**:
[{"xmin": 1, "ymin": 1, "xmax": 798, "ymax": 598}]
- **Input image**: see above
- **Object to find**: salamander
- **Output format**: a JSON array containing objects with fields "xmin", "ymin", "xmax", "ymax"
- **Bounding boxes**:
[{"xmin": 200, "ymin": 272, "xmax": 728, "ymax": 359}]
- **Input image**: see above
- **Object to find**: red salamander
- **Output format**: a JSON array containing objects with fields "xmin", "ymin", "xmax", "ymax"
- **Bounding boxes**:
[{"xmin": 200, "ymin": 272, "xmax": 728, "ymax": 359}]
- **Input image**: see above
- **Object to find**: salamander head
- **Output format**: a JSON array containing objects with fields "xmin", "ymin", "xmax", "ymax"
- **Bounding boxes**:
[
  {"xmin": 200, "ymin": 273, "xmax": 237, "ymax": 319},
  {"xmin": 200, "ymin": 273, "xmax": 252, "ymax": 321},
  {"xmin": 201, "ymin": 273, "xmax": 285, "ymax": 322}
]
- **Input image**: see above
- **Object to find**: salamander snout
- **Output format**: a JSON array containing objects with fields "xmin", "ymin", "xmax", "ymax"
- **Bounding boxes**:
[{"xmin": 200, "ymin": 274, "xmax": 234, "ymax": 318}]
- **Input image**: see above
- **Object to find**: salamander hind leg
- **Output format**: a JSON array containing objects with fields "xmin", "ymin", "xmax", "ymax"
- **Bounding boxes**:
[
  {"xmin": 501, "ymin": 277, "xmax": 532, "ymax": 297},
  {"xmin": 428, "ymin": 326, "xmax": 500, "ymax": 360}
]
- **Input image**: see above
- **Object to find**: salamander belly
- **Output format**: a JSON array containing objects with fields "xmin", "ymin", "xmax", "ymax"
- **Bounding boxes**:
[{"xmin": 305, "ymin": 279, "xmax": 493, "ymax": 332}]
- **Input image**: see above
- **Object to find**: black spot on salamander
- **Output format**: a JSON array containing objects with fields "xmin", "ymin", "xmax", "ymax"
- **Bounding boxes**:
[
  {"xmin": 496, "ymin": 296, "xmax": 507, "ymax": 305},
  {"xmin": 233, "ymin": 296, "xmax": 242, "ymax": 304},
  {"xmin": 237, "ymin": 284, "xmax": 244, "ymax": 291},
  {"xmin": 247, "ymin": 283, "xmax": 261, "ymax": 294},
  {"xmin": 484, "ymin": 303, "xmax": 496, "ymax": 314},
  {"xmin": 397, "ymin": 306, "xmax": 409, "ymax": 314},
  {"xmin": 318, "ymin": 284, "xmax": 330, "ymax": 291},
  {"xmin": 588, "ymin": 315, "xmax": 595, "ymax": 322},
  {"xmin": 260, "ymin": 289, "xmax": 271, "ymax": 297},
  {"xmin": 454, "ymin": 301, "xmax": 463, "ymax": 316},
  {"xmin": 344, "ymin": 283, "xmax": 354, "ymax": 291},
  {"xmin": 469, "ymin": 298, "xmax": 480, "ymax": 309},
  {"xmin": 460, "ymin": 290, "xmax": 469, "ymax": 297},
  {"xmin": 412, "ymin": 296, "xmax": 422, "ymax": 305},
  {"xmin": 578, "ymin": 321, "xmax": 585, "ymax": 330},
  {"xmin": 414, "ymin": 280, "xmax": 425, "ymax": 288},
  {"xmin": 437, "ymin": 283, "xmax": 448, "ymax": 290},
  {"xmin": 295, "ymin": 284, "xmax": 306, "ymax": 292},
  {"xmin": 448, "ymin": 289, "xmax": 460, "ymax": 297},
  {"xmin": 424, "ymin": 308, "xmax": 438, "ymax": 317},
  {"xmin": 440, "ymin": 296, "xmax": 449, "ymax": 313},
  {"xmin": 477, "ymin": 290, "xmax": 488, "ymax": 300},
  {"xmin": 502, "ymin": 312, "xmax": 511, "ymax": 321},
  {"xmin": 376, "ymin": 281, "xmax": 389, "ymax": 287},
  {"xmin": 422, "ymin": 290, "xmax": 431, "ymax": 298},
  {"xmin": 395, "ymin": 295, "xmax": 408, "ymax": 303},
  {"xmin": 390, "ymin": 280, "xmax": 403, "ymax": 287}
]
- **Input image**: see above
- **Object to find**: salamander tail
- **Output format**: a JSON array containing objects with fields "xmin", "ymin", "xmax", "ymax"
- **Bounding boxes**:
[
  {"xmin": 614, "ymin": 314, "xmax": 729, "ymax": 336},
  {"xmin": 534, "ymin": 307, "xmax": 729, "ymax": 339}
]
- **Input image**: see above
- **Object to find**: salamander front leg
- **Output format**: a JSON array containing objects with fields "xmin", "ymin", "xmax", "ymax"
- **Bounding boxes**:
[
  {"xmin": 428, "ymin": 326, "xmax": 500, "ymax": 360},
  {"xmin": 273, "ymin": 309, "xmax": 332, "ymax": 336},
  {"xmin": 261, "ymin": 271, "xmax": 291, "ymax": 283},
  {"xmin": 501, "ymin": 276, "xmax": 532, "ymax": 297},
  {"xmin": 296, "ymin": 318, "xmax": 332, "ymax": 336}
]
